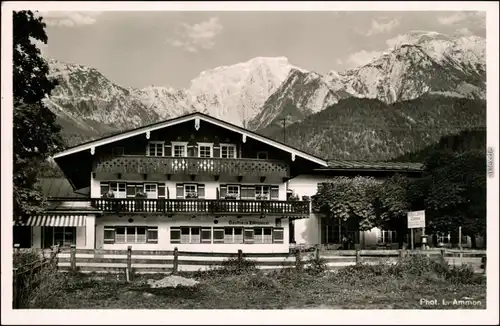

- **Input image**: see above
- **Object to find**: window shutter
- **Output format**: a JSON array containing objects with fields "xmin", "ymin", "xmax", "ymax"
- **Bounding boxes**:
[
  {"xmin": 127, "ymin": 184, "xmax": 136, "ymax": 197},
  {"xmin": 197, "ymin": 184, "xmax": 205, "ymax": 199},
  {"xmin": 146, "ymin": 143, "xmax": 150, "ymax": 156},
  {"xmin": 158, "ymin": 184, "xmax": 166, "ymax": 198},
  {"xmin": 270, "ymin": 186, "xmax": 279, "ymax": 200},
  {"xmin": 165, "ymin": 145, "xmax": 172, "ymax": 157},
  {"xmin": 104, "ymin": 227, "xmax": 115, "ymax": 244},
  {"xmin": 220, "ymin": 185, "xmax": 227, "ymax": 198},
  {"xmin": 273, "ymin": 228, "xmax": 284, "ymax": 244},
  {"xmin": 100, "ymin": 183, "xmax": 109, "ymax": 197},
  {"xmin": 213, "ymin": 146, "xmax": 220, "ymax": 158},
  {"xmin": 176, "ymin": 183, "xmax": 184, "ymax": 198}
]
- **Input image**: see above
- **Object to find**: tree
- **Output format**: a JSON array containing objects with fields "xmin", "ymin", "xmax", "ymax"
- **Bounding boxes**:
[
  {"xmin": 373, "ymin": 174, "xmax": 412, "ymax": 248},
  {"xmin": 13, "ymin": 10, "xmax": 63, "ymax": 222},
  {"xmin": 410, "ymin": 149, "xmax": 487, "ymax": 248},
  {"xmin": 313, "ymin": 177, "xmax": 380, "ymax": 231}
]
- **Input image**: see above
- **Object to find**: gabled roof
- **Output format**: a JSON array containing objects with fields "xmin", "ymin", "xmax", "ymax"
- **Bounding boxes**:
[
  {"xmin": 36, "ymin": 178, "xmax": 89, "ymax": 198},
  {"xmin": 53, "ymin": 112, "xmax": 328, "ymax": 167},
  {"xmin": 316, "ymin": 159, "xmax": 423, "ymax": 172}
]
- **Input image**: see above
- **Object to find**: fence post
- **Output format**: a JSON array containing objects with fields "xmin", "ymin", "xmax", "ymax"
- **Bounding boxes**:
[
  {"xmin": 13, "ymin": 268, "xmax": 19, "ymax": 309},
  {"xmin": 398, "ymin": 249, "xmax": 403, "ymax": 262},
  {"xmin": 70, "ymin": 244, "xmax": 76, "ymax": 273},
  {"xmin": 295, "ymin": 249, "xmax": 302, "ymax": 272},
  {"xmin": 173, "ymin": 247, "xmax": 179, "ymax": 274},
  {"xmin": 126, "ymin": 246, "xmax": 132, "ymax": 283},
  {"xmin": 355, "ymin": 249, "xmax": 361, "ymax": 265},
  {"xmin": 315, "ymin": 247, "xmax": 320, "ymax": 260},
  {"xmin": 481, "ymin": 256, "xmax": 486, "ymax": 274},
  {"xmin": 237, "ymin": 249, "xmax": 243, "ymax": 269}
]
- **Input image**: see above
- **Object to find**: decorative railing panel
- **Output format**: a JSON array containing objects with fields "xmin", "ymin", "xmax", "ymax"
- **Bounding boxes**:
[
  {"xmin": 93, "ymin": 156, "xmax": 290, "ymax": 178},
  {"xmin": 91, "ymin": 198, "xmax": 310, "ymax": 216}
]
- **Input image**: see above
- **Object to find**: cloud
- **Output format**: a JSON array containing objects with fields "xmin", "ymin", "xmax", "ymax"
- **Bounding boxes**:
[
  {"xmin": 346, "ymin": 50, "xmax": 383, "ymax": 67},
  {"xmin": 36, "ymin": 11, "xmax": 102, "ymax": 27},
  {"xmin": 438, "ymin": 11, "xmax": 486, "ymax": 27},
  {"xmin": 167, "ymin": 17, "xmax": 223, "ymax": 53},
  {"xmin": 385, "ymin": 34, "xmax": 412, "ymax": 50},
  {"xmin": 361, "ymin": 18, "xmax": 400, "ymax": 36},
  {"xmin": 456, "ymin": 27, "xmax": 474, "ymax": 36}
]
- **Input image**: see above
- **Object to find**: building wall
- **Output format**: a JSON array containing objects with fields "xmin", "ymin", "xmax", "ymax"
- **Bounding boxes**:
[
  {"xmin": 95, "ymin": 215, "xmax": 289, "ymax": 253},
  {"xmin": 90, "ymin": 178, "xmax": 287, "ymax": 201}
]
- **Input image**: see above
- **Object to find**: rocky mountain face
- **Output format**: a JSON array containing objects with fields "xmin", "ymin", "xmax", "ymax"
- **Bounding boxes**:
[
  {"xmin": 42, "ymin": 31, "xmax": 486, "ymax": 158},
  {"xmin": 44, "ymin": 57, "xmax": 300, "ymax": 145},
  {"xmin": 249, "ymin": 31, "xmax": 486, "ymax": 130}
]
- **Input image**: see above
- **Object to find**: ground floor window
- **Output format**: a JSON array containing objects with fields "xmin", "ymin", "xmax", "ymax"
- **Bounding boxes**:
[
  {"xmin": 437, "ymin": 232, "xmax": 452, "ymax": 244},
  {"xmin": 378, "ymin": 230, "xmax": 397, "ymax": 244},
  {"xmin": 42, "ymin": 227, "xmax": 76, "ymax": 248},
  {"xmin": 170, "ymin": 226, "xmax": 284, "ymax": 244},
  {"xmin": 103, "ymin": 226, "xmax": 158, "ymax": 244}
]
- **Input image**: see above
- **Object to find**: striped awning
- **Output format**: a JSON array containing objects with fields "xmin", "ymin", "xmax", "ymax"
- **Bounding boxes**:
[{"xmin": 25, "ymin": 215, "xmax": 87, "ymax": 227}]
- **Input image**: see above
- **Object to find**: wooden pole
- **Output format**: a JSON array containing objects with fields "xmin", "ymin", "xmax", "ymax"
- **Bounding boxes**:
[
  {"xmin": 295, "ymin": 249, "xmax": 302, "ymax": 271},
  {"xmin": 237, "ymin": 249, "xmax": 243, "ymax": 269},
  {"xmin": 315, "ymin": 247, "xmax": 320, "ymax": 260},
  {"xmin": 13, "ymin": 268, "xmax": 19, "ymax": 309},
  {"xmin": 173, "ymin": 247, "xmax": 179, "ymax": 274},
  {"xmin": 410, "ymin": 229, "xmax": 414, "ymax": 250},
  {"xmin": 458, "ymin": 226, "xmax": 463, "ymax": 265},
  {"xmin": 355, "ymin": 249, "xmax": 361, "ymax": 265},
  {"xmin": 126, "ymin": 246, "xmax": 132, "ymax": 282},
  {"xmin": 398, "ymin": 249, "xmax": 403, "ymax": 262},
  {"xmin": 70, "ymin": 244, "xmax": 76, "ymax": 273}
]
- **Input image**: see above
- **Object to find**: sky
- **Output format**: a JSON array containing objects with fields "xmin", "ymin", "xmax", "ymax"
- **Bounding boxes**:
[{"xmin": 35, "ymin": 10, "xmax": 486, "ymax": 89}]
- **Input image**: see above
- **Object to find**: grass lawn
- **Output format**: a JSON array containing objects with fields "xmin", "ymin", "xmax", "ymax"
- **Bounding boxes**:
[{"xmin": 51, "ymin": 267, "xmax": 486, "ymax": 309}]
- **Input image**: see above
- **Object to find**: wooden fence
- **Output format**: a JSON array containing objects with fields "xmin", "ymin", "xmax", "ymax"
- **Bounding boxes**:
[
  {"xmin": 13, "ymin": 244, "xmax": 60, "ymax": 309},
  {"xmin": 49, "ymin": 246, "xmax": 486, "ymax": 277}
]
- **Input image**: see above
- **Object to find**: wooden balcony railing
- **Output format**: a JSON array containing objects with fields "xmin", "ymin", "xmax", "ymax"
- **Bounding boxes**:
[
  {"xmin": 90, "ymin": 198, "xmax": 310, "ymax": 216},
  {"xmin": 93, "ymin": 155, "xmax": 290, "ymax": 178}
]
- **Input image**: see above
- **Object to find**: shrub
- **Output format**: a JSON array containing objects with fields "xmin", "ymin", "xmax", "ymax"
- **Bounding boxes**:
[
  {"xmin": 219, "ymin": 257, "xmax": 257, "ymax": 275},
  {"xmin": 304, "ymin": 253, "xmax": 328, "ymax": 276}
]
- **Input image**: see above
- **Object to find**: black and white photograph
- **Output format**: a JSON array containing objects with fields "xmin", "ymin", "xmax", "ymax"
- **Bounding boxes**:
[{"xmin": 1, "ymin": 1, "xmax": 498, "ymax": 325}]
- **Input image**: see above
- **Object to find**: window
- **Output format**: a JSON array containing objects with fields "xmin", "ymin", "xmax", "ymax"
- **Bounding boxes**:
[
  {"xmin": 112, "ymin": 147, "xmax": 124, "ymax": 156},
  {"xmin": 106, "ymin": 226, "xmax": 157, "ymax": 244},
  {"xmin": 257, "ymin": 151, "xmax": 268, "ymax": 160},
  {"xmin": 227, "ymin": 185, "xmax": 240, "ymax": 199},
  {"xmin": 172, "ymin": 142, "xmax": 187, "ymax": 157},
  {"xmin": 198, "ymin": 143, "xmax": 213, "ymax": 158},
  {"xmin": 223, "ymin": 227, "xmax": 244, "ymax": 244},
  {"xmin": 110, "ymin": 182, "xmax": 126, "ymax": 198},
  {"xmin": 144, "ymin": 184, "xmax": 158, "ymax": 199},
  {"xmin": 43, "ymin": 227, "xmax": 76, "ymax": 248},
  {"xmin": 147, "ymin": 142, "xmax": 164, "ymax": 157},
  {"xmin": 241, "ymin": 186, "xmax": 256, "ymax": 199},
  {"xmin": 220, "ymin": 144, "xmax": 236, "ymax": 158},
  {"xmin": 184, "ymin": 184, "xmax": 197, "ymax": 199},
  {"xmin": 437, "ymin": 232, "xmax": 452, "ymax": 244},
  {"xmin": 213, "ymin": 228, "xmax": 225, "ymax": 244},
  {"xmin": 378, "ymin": 230, "xmax": 397, "ymax": 244},
  {"xmin": 244, "ymin": 229, "xmax": 254, "ymax": 244},
  {"xmin": 255, "ymin": 185, "xmax": 270, "ymax": 200},
  {"xmin": 254, "ymin": 227, "xmax": 273, "ymax": 244},
  {"xmin": 201, "ymin": 228, "xmax": 212, "ymax": 243},
  {"xmin": 273, "ymin": 228, "xmax": 284, "ymax": 244},
  {"xmin": 170, "ymin": 227, "xmax": 203, "ymax": 244}
]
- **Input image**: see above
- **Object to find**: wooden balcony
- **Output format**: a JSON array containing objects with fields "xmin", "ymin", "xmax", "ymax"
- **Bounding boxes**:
[
  {"xmin": 90, "ymin": 198, "xmax": 310, "ymax": 217},
  {"xmin": 93, "ymin": 155, "xmax": 290, "ymax": 179}
]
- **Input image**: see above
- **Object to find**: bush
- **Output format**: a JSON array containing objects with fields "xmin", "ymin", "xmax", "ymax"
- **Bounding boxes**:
[
  {"xmin": 304, "ymin": 253, "xmax": 328, "ymax": 276},
  {"xmin": 14, "ymin": 250, "xmax": 68, "ymax": 308}
]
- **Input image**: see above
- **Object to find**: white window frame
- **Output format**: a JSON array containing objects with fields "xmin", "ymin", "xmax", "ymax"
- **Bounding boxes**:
[
  {"xmin": 184, "ymin": 184, "xmax": 198, "ymax": 198},
  {"xmin": 227, "ymin": 185, "xmax": 240, "ymax": 198},
  {"xmin": 144, "ymin": 183, "xmax": 158, "ymax": 199},
  {"xmin": 198, "ymin": 142, "xmax": 213, "ymax": 158},
  {"xmin": 257, "ymin": 151, "xmax": 268, "ymax": 160},
  {"xmin": 147, "ymin": 141, "xmax": 164, "ymax": 157},
  {"xmin": 110, "ymin": 182, "xmax": 127, "ymax": 198},
  {"xmin": 220, "ymin": 143, "xmax": 237, "ymax": 159},
  {"xmin": 378, "ymin": 230, "xmax": 396, "ymax": 244},
  {"xmin": 224, "ymin": 227, "xmax": 244, "ymax": 244},
  {"xmin": 255, "ymin": 185, "xmax": 270, "ymax": 200},
  {"xmin": 254, "ymin": 227, "xmax": 273, "ymax": 244},
  {"xmin": 172, "ymin": 142, "xmax": 188, "ymax": 157},
  {"xmin": 437, "ymin": 232, "xmax": 452, "ymax": 244},
  {"xmin": 115, "ymin": 226, "xmax": 148, "ymax": 244}
]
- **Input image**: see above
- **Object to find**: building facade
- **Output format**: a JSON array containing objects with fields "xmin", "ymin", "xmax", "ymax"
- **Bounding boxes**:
[{"xmin": 17, "ymin": 113, "xmax": 327, "ymax": 253}]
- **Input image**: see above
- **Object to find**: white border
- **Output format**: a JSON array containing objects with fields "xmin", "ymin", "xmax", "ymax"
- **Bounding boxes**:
[{"xmin": 2, "ymin": 2, "xmax": 499, "ymax": 325}]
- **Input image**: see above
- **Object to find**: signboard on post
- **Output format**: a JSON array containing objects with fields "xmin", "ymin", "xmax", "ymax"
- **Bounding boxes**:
[{"xmin": 407, "ymin": 210, "xmax": 426, "ymax": 229}]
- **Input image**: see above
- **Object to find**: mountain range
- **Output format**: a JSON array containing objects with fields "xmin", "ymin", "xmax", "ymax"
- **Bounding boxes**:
[{"xmin": 41, "ymin": 30, "xmax": 486, "ymax": 161}]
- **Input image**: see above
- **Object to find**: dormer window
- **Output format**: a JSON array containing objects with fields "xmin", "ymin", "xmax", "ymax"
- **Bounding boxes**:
[
  {"xmin": 198, "ymin": 142, "xmax": 213, "ymax": 158},
  {"xmin": 172, "ymin": 142, "xmax": 188, "ymax": 157},
  {"xmin": 147, "ymin": 141, "xmax": 164, "ymax": 157},
  {"xmin": 220, "ymin": 144, "xmax": 236, "ymax": 159}
]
